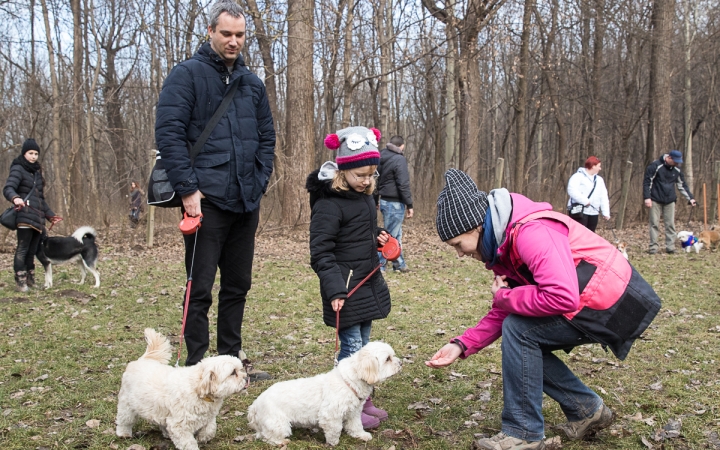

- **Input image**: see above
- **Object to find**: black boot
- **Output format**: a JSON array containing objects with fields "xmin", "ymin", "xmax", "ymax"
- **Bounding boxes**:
[
  {"xmin": 26, "ymin": 269, "xmax": 35, "ymax": 288},
  {"xmin": 15, "ymin": 271, "xmax": 28, "ymax": 292}
]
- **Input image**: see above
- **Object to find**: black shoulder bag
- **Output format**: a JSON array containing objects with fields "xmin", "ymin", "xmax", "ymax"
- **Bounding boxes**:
[
  {"xmin": 568, "ymin": 176, "xmax": 597, "ymax": 217},
  {"xmin": 147, "ymin": 76, "xmax": 242, "ymax": 208},
  {"xmin": 1, "ymin": 173, "xmax": 37, "ymax": 230}
]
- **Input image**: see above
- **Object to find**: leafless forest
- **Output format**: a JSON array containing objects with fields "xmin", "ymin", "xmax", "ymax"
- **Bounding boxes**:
[{"xmin": 1, "ymin": 0, "xmax": 719, "ymax": 231}]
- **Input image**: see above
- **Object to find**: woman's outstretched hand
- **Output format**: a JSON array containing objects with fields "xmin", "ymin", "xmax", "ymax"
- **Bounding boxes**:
[{"xmin": 425, "ymin": 343, "xmax": 463, "ymax": 368}]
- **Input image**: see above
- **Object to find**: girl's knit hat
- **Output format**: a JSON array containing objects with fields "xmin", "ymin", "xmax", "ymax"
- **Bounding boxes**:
[
  {"xmin": 436, "ymin": 169, "xmax": 489, "ymax": 241},
  {"xmin": 324, "ymin": 126, "xmax": 381, "ymax": 170}
]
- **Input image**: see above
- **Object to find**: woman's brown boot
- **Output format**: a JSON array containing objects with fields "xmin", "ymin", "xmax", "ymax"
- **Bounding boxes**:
[{"xmin": 26, "ymin": 269, "xmax": 35, "ymax": 288}]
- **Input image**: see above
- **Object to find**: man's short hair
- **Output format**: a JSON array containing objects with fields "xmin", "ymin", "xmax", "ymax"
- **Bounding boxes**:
[
  {"xmin": 389, "ymin": 135, "xmax": 404, "ymax": 147},
  {"xmin": 209, "ymin": 0, "xmax": 245, "ymax": 31}
]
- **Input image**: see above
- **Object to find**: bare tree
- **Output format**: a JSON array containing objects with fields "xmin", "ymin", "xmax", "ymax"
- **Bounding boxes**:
[{"xmin": 282, "ymin": 0, "xmax": 315, "ymax": 226}]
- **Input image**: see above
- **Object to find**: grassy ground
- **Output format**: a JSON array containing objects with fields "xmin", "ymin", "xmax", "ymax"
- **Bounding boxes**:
[{"xmin": 0, "ymin": 222, "xmax": 718, "ymax": 449}]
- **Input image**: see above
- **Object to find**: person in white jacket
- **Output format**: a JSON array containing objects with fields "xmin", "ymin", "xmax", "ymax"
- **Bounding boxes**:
[{"xmin": 566, "ymin": 156, "xmax": 610, "ymax": 232}]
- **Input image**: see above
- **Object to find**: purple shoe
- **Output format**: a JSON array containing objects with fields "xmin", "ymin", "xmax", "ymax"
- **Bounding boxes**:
[
  {"xmin": 363, "ymin": 397, "xmax": 389, "ymax": 422},
  {"xmin": 361, "ymin": 412, "xmax": 381, "ymax": 429}
]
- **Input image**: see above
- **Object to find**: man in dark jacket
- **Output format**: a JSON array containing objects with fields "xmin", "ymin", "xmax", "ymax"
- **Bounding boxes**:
[
  {"xmin": 155, "ymin": 0, "xmax": 275, "ymax": 377},
  {"xmin": 377, "ymin": 135, "xmax": 413, "ymax": 272},
  {"xmin": 643, "ymin": 150, "xmax": 696, "ymax": 254}
]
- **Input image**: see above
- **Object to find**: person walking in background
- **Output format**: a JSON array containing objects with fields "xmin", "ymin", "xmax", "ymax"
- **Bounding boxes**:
[
  {"xmin": 426, "ymin": 169, "xmax": 661, "ymax": 450},
  {"xmin": 155, "ymin": 0, "xmax": 276, "ymax": 377},
  {"xmin": 377, "ymin": 135, "xmax": 413, "ymax": 273},
  {"xmin": 3, "ymin": 139, "xmax": 61, "ymax": 291},
  {"xmin": 128, "ymin": 181, "xmax": 143, "ymax": 226},
  {"xmin": 306, "ymin": 126, "xmax": 392, "ymax": 430},
  {"xmin": 643, "ymin": 150, "xmax": 696, "ymax": 254},
  {"xmin": 566, "ymin": 156, "xmax": 610, "ymax": 232}
]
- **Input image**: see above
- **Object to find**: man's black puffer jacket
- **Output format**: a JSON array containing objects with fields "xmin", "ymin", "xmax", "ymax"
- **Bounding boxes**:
[
  {"xmin": 3, "ymin": 157, "xmax": 55, "ymax": 232},
  {"xmin": 306, "ymin": 169, "xmax": 391, "ymax": 329}
]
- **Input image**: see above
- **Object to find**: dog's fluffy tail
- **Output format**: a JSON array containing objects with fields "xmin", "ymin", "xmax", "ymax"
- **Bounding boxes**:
[
  {"xmin": 72, "ymin": 226, "xmax": 97, "ymax": 243},
  {"xmin": 141, "ymin": 328, "xmax": 172, "ymax": 364}
]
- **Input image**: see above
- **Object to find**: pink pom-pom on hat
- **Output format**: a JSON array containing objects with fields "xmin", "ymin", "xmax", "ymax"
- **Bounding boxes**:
[
  {"xmin": 370, "ymin": 128, "xmax": 381, "ymax": 143},
  {"xmin": 324, "ymin": 134, "xmax": 341, "ymax": 150}
]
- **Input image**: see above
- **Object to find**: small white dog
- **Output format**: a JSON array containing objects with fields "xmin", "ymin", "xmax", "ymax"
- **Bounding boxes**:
[
  {"xmin": 677, "ymin": 230, "xmax": 704, "ymax": 253},
  {"xmin": 116, "ymin": 329, "xmax": 248, "ymax": 450},
  {"xmin": 248, "ymin": 341, "xmax": 402, "ymax": 446}
]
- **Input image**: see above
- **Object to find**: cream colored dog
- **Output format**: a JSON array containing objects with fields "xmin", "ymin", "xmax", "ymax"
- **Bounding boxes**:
[
  {"xmin": 699, "ymin": 229, "xmax": 720, "ymax": 250},
  {"xmin": 116, "ymin": 329, "xmax": 248, "ymax": 450},
  {"xmin": 248, "ymin": 341, "xmax": 402, "ymax": 446}
]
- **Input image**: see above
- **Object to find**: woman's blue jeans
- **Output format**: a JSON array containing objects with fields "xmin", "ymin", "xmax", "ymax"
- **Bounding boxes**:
[
  {"xmin": 500, "ymin": 314, "xmax": 603, "ymax": 441},
  {"xmin": 337, "ymin": 320, "xmax": 372, "ymax": 361}
]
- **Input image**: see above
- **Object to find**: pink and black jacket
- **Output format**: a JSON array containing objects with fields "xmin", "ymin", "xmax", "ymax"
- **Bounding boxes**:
[{"xmin": 455, "ymin": 194, "xmax": 661, "ymax": 360}]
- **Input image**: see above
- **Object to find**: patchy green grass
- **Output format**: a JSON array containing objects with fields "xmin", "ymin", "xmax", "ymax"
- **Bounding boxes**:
[{"xmin": 0, "ymin": 223, "xmax": 718, "ymax": 449}]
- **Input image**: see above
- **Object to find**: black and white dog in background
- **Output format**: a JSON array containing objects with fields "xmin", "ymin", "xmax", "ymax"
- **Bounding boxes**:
[{"xmin": 36, "ymin": 226, "xmax": 100, "ymax": 288}]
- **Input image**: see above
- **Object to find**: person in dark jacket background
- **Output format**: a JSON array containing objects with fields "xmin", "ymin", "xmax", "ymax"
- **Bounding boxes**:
[
  {"xmin": 154, "ymin": 0, "xmax": 276, "ymax": 377},
  {"xmin": 3, "ymin": 139, "xmax": 60, "ymax": 291},
  {"xmin": 643, "ymin": 150, "xmax": 696, "ymax": 254},
  {"xmin": 128, "ymin": 181, "xmax": 143, "ymax": 226},
  {"xmin": 376, "ymin": 135, "xmax": 413, "ymax": 272},
  {"xmin": 307, "ymin": 126, "xmax": 392, "ymax": 430}
]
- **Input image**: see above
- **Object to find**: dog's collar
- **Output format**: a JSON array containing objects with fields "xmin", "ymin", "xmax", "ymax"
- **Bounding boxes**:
[
  {"xmin": 200, "ymin": 395, "xmax": 215, "ymax": 403},
  {"xmin": 338, "ymin": 374, "xmax": 364, "ymax": 400}
]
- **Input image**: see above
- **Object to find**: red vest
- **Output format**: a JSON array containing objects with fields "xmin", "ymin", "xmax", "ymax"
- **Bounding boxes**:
[{"xmin": 507, "ymin": 211, "xmax": 661, "ymax": 360}]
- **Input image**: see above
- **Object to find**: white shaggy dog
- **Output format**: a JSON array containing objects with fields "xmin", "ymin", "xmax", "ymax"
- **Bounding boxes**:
[
  {"xmin": 116, "ymin": 329, "xmax": 248, "ymax": 450},
  {"xmin": 677, "ymin": 230, "xmax": 704, "ymax": 253},
  {"xmin": 248, "ymin": 341, "xmax": 402, "ymax": 446}
]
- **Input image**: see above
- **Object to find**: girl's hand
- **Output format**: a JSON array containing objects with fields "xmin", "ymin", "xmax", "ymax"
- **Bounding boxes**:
[
  {"xmin": 13, "ymin": 198, "xmax": 24, "ymax": 207},
  {"xmin": 491, "ymin": 275, "xmax": 509, "ymax": 295},
  {"xmin": 331, "ymin": 298, "xmax": 345, "ymax": 312},
  {"xmin": 50, "ymin": 216, "xmax": 63, "ymax": 224},
  {"xmin": 425, "ymin": 343, "xmax": 463, "ymax": 368},
  {"xmin": 377, "ymin": 231, "xmax": 389, "ymax": 246}
]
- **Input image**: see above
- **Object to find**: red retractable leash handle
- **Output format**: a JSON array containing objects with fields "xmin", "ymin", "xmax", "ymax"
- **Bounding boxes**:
[
  {"xmin": 176, "ymin": 213, "xmax": 203, "ymax": 366},
  {"xmin": 333, "ymin": 236, "xmax": 401, "ymax": 365}
]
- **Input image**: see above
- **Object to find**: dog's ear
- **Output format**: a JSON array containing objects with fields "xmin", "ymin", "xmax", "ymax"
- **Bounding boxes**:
[
  {"xmin": 357, "ymin": 348, "xmax": 380, "ymax": 384},
  {"xmin": 197, "ymin": 368, "xmax": 217, "ymax": 398}
]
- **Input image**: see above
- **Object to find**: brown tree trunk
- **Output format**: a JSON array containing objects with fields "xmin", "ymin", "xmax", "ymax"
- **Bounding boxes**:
[
  {"xmin": 340, "ymin": 0, "xmax": 355, "ymax": 128},
  {"xmin": 514, "ymin": 0, "xmax": 534, "ymax": 194},
  {"xmin": 68, "ymin": 0, "xmax": 84, "ymax": 222},
  {"xmin": 646, "ymin": 0, "xmax": 673, "ymax": 163},
  {"xmin": 39, "ymin": 0, "xmax": 67, "ymax": 219},
  {"xmin": 376, "ymin": 0, "xmax": 392, "ymax": 133},
  {"xmin": 282, "ymin": 0, "xmax": 315, "ymax": 226}
]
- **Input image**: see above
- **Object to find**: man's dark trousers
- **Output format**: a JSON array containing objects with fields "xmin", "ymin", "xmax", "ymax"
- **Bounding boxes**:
[{"xmin": 182, "ymin": 200, "xmax": 259, "ymax": 366}]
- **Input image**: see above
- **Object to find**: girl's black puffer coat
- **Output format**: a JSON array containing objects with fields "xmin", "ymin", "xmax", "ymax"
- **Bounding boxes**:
[
  {"xmin": 3, "ymin": 158, "xmax": 55, "ymax": 232},
  {"xmin": 306, "ymin": 169, "xmax": 391, "ymax": 329}
]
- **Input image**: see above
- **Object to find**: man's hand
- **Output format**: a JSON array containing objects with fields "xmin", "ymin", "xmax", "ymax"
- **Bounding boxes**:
[
  {"xmin": 425, "ymin": 343, "xmax": 463, "ymax": 368},
  {"xmin": 407, "ymin": 208, "xmax": 414, "ymax": 218},
  {"xmin": 50, "ymin": 216, "xmax": 63, "ymax": 224},
  {"xmin": 331, "ymin": 298, "xmax": 345, "ymax": 312},
  {"xmin": 182, "ymin": 191, "xmax": 205, "ymax": 217},
  {"xmin": 690, "ymin": 199, "xmax": 697, "ymax": 207},
  {"xmin": 491, "ymin": 275, "xmax": 509, "ymax": 295},
  {"xmin": 644, "ymin": 199, "xmax": 652, "ymax": 208}
]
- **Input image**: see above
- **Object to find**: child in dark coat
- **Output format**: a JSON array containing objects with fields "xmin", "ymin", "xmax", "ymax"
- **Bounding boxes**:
[{"xmin": 305, "ymin": 126, "xmax": 392, "ymax": 430}]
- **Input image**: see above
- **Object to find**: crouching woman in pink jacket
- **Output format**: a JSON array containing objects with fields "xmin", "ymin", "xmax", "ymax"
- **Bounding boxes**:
[{"xmin": 426, "ymin": 169, "xmax": 661, "ymax": 450}]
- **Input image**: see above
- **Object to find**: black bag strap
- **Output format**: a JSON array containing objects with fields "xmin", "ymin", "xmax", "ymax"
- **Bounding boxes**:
[
  {"xmin": 20, "ymin": 173, "xmax": 37, "ymax": 204},
  {"xmin": 188, "ymin": 75, "xmax": 243, "ymax": 163},
  {"xmin": 587, "ymin": 176, "xmax": 597, "ymax": 199}
]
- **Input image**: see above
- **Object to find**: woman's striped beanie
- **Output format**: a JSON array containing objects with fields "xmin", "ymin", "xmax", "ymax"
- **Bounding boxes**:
[{"xmin": 436, "ymin": 169, "xmax": 489, "ymax": 241}]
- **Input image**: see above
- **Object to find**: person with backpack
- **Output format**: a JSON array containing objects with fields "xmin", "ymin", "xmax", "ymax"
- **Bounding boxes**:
[{"xmin": 426, "ymin": 169, "xmax": 662, "ymax": 450}]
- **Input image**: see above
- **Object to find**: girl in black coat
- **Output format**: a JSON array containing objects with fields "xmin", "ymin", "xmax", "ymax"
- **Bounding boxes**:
[
  {"xmin": 3, "ymin": 139, "xmax": 60, "ymax": 291},
  {"xmin": 306, "ymin": 126, "xmax": 392, "ymax": 429}
]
